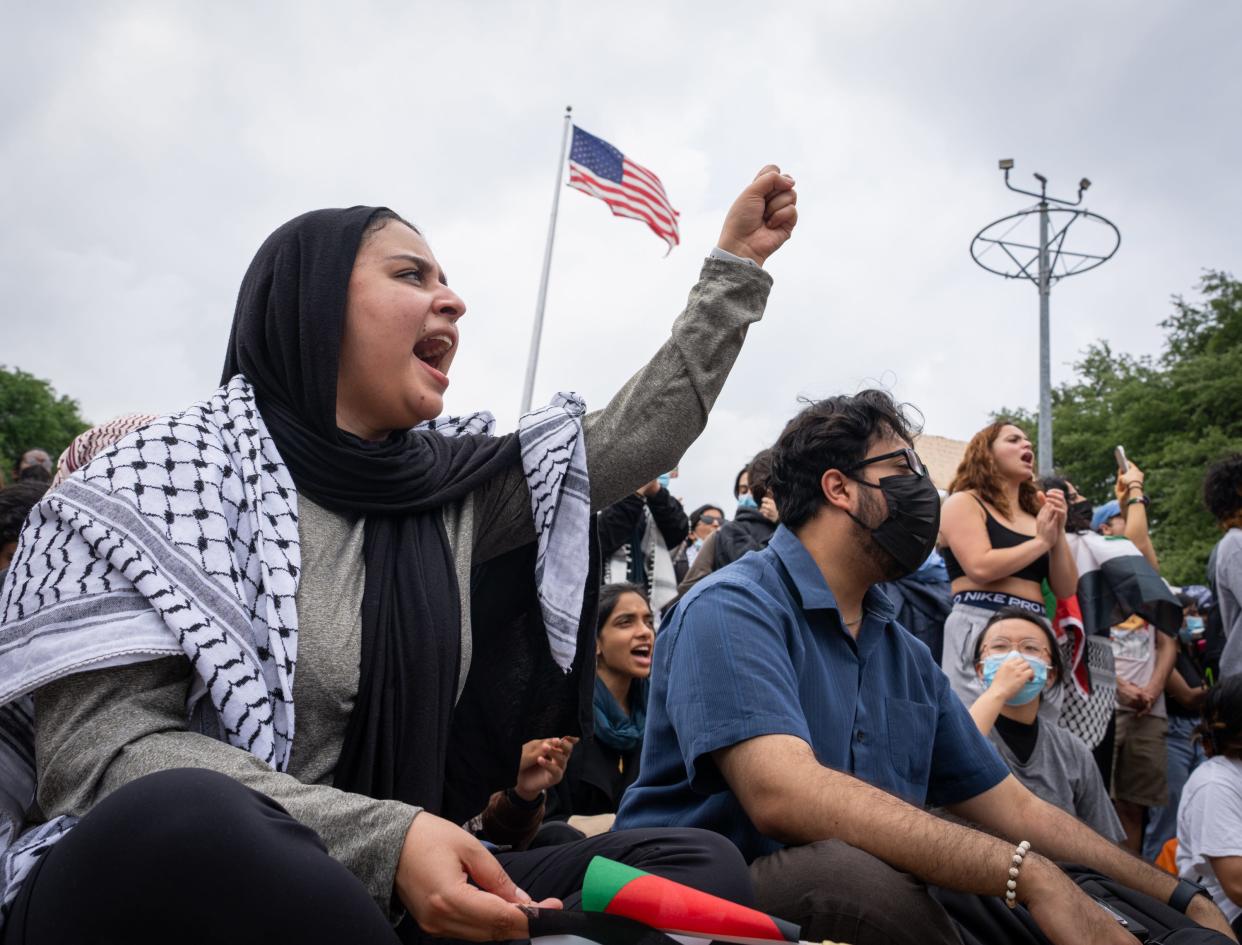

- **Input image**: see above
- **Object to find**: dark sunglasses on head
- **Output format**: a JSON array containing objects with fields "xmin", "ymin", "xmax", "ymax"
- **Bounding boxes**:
[{"xmin": 843, "ymin": 447, "xmax": 927, "ymax": 479}]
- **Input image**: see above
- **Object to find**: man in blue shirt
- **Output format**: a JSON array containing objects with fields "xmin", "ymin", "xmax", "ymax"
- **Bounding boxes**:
[{"xmin": 616, "ymin": 391, "xmax": 1230, "ymax": 945}]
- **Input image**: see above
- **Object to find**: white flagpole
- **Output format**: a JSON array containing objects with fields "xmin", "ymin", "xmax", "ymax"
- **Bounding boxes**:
[{"xmin": 520, "ymin": 105, "xmax": 573, "ymax": 416}]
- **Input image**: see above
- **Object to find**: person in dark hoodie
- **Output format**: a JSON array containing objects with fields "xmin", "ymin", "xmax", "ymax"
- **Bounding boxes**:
[{"xmin": 677, "ymin": 449, "xmax": 778, "ymax": 595}]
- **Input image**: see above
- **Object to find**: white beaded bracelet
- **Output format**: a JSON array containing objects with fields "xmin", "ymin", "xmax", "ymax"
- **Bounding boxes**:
[{"xmin": 1005, "ymin": 840, "xmax": 1031, "ymax": 909}]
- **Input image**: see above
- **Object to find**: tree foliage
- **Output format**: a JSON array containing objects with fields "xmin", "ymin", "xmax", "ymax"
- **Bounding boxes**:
[
  {"xmin": 0, "ymin": 367, "xmax": 90, "ymax": 481},
  {"xmin": 996, "ymin": 272, "xmax": 1242, "ymax": 586}
]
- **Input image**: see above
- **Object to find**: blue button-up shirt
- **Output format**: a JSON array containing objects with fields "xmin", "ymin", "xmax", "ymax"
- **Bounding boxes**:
[{"xmin": 614, "ymin": 525, "xmax": 1009, "ymax": 862}]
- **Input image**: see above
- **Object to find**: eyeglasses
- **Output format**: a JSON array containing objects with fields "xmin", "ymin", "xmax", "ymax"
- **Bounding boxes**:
[
  {"xmin": 980, "ymin": 639, "xmax": 1052, "ymax": 661},
  {"xmin": 699, "ymin": 513, "xmax": 722, "ymax": 526},
  {"xmin": 843, "ymin": 447, "xmax": 927, "ymax": 479}
]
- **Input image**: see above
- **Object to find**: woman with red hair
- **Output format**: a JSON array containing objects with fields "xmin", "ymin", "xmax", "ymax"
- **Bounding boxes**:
[{"xmin": 938, "ymin": 421, "xmax": 1077, "ymax": 706}]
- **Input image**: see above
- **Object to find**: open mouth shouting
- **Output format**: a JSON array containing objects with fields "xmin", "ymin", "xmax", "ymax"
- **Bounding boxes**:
[
  {"xmin": 413, "ymin": 331, "xmax": 456, "ymax": 388},
  {"xmin": 1019, "ymin": 449, "xmax": 1034, "ymax": 467},
  {"xmin": 630, "ymin": 641, "xmax": 653, "ymax": 670}
]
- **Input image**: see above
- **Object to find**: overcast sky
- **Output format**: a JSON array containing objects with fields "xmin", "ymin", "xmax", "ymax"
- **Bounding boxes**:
[{"xmin": 3, "ymin": 2, "xmax": 1240, "ymax": 509}]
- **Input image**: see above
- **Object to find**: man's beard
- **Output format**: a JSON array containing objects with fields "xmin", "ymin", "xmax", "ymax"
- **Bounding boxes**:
[{"xmin": 853, "ymin": 486, "xmax": 907, "ymax": 583}]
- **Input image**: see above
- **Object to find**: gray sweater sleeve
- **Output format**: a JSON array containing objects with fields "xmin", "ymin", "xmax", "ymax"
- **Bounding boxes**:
[
  {"xmin": 34, "ymin": 656, "xmax": 418, "ymax": 918},
  {"xmin": 472, "ymin": 256, "xmax": 773, "ymax": 563}
]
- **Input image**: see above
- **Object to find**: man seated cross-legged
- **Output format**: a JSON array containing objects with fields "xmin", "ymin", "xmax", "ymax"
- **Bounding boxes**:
[{"xmin": 615, "ymin": 390, "xmax": 1234, "ymax": 945}]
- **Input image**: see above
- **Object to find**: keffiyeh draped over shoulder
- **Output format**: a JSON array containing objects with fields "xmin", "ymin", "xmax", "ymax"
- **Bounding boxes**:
[{"xmin": 0, "ymin": 204, "xmax": 595, "ymax": 920}]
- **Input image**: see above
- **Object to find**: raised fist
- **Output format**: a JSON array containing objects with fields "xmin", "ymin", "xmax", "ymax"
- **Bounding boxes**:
[{"xmin": 717, "ymin": 165, "xmax": 798, "ymax": 267}]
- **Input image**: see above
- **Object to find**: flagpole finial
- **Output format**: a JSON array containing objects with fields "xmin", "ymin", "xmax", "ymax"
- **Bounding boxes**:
[{"xmin": 565, "ymin": 105, "xmax": 573, "ymax": 115}]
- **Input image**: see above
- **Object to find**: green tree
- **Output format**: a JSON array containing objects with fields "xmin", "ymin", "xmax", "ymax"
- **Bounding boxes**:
[
  {"xmin": 0, "ymin": 367, "xmax": 90, "ymax": 481},
  {"xmin": 1003, "ymin": 272, "xmax": 1242, "ymax": 586}
]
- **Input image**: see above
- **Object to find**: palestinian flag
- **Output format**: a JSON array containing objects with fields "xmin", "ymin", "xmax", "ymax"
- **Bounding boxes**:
[
  {"xmin": 1042, "ymin": 583, "xmax": 1090, "ymax": 698},
  {"xmin": 1065, "ymin": 532, "xmax": 1181, "ymax": 637},
  {"xmin": 582, "ymin": 857, "xmax": 805, "ymax": 945}
]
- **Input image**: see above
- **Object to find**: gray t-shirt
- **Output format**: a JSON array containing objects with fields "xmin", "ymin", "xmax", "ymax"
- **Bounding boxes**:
[
  {"xmin": 1215, "ymin": 529, "xmax": 1242, "ymax": 679},
  {"xmin": 1177, "ymin": 755, "xmax": 1242, "ymax": 924},
  {"xmin": 988, "ymin": 719, "xmax": 1126, "ymax": 843}
]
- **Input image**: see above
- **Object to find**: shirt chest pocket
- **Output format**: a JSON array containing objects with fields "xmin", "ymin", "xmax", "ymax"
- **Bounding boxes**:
[{"xmin": 885, "ymin": 697, "xmax": 937, "ymax": 788}]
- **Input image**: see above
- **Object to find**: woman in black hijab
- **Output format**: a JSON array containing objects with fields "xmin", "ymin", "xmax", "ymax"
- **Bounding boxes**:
[{"xmin": 0, "ymin": 168, "xmax": 797, "ymax": 944}]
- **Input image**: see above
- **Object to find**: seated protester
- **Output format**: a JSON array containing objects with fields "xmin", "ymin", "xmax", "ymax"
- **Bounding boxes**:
[
  {"xmin": 677, "ymin": 449, "xmax": 778, "ymax": 596},
  {"xmin": 598, "ymin": 478, "xmax": 688, "ymax": 623},
  {"xmin": 1144, "ymin": 592, "xmax": 1211, "ymax": 861},
  {"xmin": 1178, "ymin": 675, "xmax": 1242, "ymax": 934},
  {"xmin": 968, "ymin": 607, "xmax": 1125, "ymax": 844},
  {"xmin": 1204, "ymin": 454, "xmax": 1242, "ymax": 678},
  {"xmin": 548, "ymin": 584, "xmax": 654, "ymax": 823},
  {"xmin": 0, "ymin": 165, "xmax": 800, "ymax": 943},
  {"xmin": 616, "ymin": 390, "xmax": 1232, "ymax": 945}
]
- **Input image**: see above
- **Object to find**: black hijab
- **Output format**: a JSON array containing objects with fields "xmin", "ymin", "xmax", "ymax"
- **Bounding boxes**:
[{"xmin": 222, "ymin": 207, "xmax": 521, "ymax": 811}]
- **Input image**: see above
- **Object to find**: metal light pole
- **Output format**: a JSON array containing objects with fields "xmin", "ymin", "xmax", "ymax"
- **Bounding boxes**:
[{"xmin": 971, "ymin": 162, "xmax": 1120, "ymax": 476}]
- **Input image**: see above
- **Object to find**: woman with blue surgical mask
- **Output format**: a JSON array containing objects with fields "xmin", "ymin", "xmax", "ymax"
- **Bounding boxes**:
[{"xmin": 969, "ymin": 607, "xmax": 1126, "ymax": 843}]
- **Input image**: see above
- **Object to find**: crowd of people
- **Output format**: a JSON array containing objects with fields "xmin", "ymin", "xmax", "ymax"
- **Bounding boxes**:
[{"xmin": 1, "ymin": 166, "xmax": 1242, "ymax": 945}]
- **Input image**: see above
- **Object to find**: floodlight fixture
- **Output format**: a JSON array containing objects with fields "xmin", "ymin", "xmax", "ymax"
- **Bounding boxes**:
[
  {"xmin": 1033, "ymin": 172, "xmax": 1048, "ymax": 185},
  {"xmin": 1079, "ymin": 178, "xmax": 1091, "ymax": 192},
  {"xmin": 998, "ymin": 158, "xmax": 1015, "ymax": 171}
]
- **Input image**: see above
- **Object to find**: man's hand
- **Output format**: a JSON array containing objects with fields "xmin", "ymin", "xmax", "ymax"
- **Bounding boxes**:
[
  {"xmin": 1116, "ymin": 679, "xmax": 1152, "ymax": 712},
  {"xmin": 514, "ymin": 736, "xmax": 577, "ymax": 801},
  {"xmin": 1023, "ymin": 858, "xmax": 1138, "ymax": 945},
  {"xmin": 759, "ymin": 496, "xmax": 779, "ymax": 523},
  {"xmin": 395, "ymin": 812, "xmax": 561, "ymax": 940},
  {"xmin": 717, "ymin": 165, "xmax": 798, "ymax": 267},
  {"xmin": 636, "ymin": 480, "xmax": 661, "ymax": 498}
]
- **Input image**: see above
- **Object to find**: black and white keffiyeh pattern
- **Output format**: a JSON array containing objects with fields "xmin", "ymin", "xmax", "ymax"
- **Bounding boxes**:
[{"xmin": 0, "ymin": 375, "xmax": 588, "ymax": 920}]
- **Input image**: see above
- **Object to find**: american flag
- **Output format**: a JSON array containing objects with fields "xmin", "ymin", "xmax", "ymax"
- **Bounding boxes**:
[{"xmin": 567, "ymin": 126, "xmax": 679, "ymax": 251}]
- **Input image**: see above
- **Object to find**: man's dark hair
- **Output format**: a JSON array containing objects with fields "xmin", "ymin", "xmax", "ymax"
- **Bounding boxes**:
[
  {"xmin": 1, "ymin": 481, "xmax": 50, "ymax": 546},
  {"xmin": 747, "ymin": 449, "xmax": 775, "ymax": 505},
  {"xmin": 1203, "ymin": 453, "xmax": 1242, "ymax": 526},
  {"xmin": 768, "ymin": 390, "xmax": 919, "ymax": 530},
  {"xmin": 972, "ymin": 605, "xmax": 1066, "ymax": 688},
  {"xmin": 596, "ymin": 582, "xmax": 648, "ymax": 635},
  {"xmin": 1197, "ymin": 675, "xmax": 1242, "ymax": 761}
]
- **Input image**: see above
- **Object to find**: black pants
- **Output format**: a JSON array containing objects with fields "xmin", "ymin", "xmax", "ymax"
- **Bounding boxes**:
[{"xmin": 2, "ymin": 769, "xmax": 752, "ymax": 945}]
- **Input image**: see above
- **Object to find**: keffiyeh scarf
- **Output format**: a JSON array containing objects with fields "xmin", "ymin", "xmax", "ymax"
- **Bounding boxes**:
[{"xmin": 0, "ymin": 376, "xmax": 589, "ymax": 921}]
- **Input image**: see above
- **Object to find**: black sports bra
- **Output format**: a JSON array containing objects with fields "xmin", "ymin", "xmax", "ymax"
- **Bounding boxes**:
[{"xmin": 942, "ymin": 494, "xmax": 1050, "ymax": 585}]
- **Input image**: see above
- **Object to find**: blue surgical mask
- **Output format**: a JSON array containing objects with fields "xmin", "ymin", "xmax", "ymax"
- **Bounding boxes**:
[
  {"xmin": 657, "ymin": 472, "xmax": 671, "ymax": 491},
  {"xmin": 981, "ymin": 652, "xmax": 1049, "ymax": 706},
  {"xmin": 737, "ymin": 494, "xmax": 758, "ymax": 511},
  {"xmin": 1180, "ymin": 615, "xmax": 1205, "ymax": 643}
]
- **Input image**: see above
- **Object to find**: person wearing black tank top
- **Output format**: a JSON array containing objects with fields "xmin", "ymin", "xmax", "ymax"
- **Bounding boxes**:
[{"xmin": 938, "ymin": 422, "xmax": 1077, "ymax": 707}]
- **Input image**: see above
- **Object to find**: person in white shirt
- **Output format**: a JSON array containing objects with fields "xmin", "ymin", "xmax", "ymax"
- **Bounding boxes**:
[{"xmin": 1178, "ymin": 674, "xmax": 1242, "ymax": 934}]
